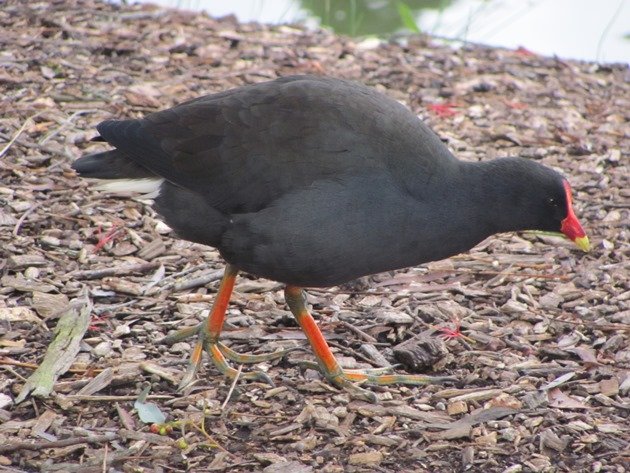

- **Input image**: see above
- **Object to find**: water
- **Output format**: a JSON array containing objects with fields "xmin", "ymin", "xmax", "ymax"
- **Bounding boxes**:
[{"xmin": 149, "ymin": 0, "xmax": 629, "ymax": 64}]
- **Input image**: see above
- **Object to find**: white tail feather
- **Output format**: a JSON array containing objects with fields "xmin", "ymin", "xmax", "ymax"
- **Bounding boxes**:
[{"xmin": 95, "ymin": 178, "xmax": 164, "ymax": 198}]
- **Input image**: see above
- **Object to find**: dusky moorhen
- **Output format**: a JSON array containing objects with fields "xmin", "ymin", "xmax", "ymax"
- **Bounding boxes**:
[{"xmin": 72, "ymin": 75, "xmax": 589, "ymax": 401}]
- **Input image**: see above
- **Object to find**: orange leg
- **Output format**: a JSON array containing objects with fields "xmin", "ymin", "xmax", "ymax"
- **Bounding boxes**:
[
  {"xmin": 285, "ymin": 286, "xmax": 454, "ymax": 402},
  {"xmin": 163, "ymin": 265, "xmax": 291, "ymax": 389}
]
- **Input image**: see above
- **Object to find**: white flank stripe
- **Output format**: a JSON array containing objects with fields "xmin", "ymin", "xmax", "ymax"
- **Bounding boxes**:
[{"xmin": 95, "ymin": 178, "xmax": 164, "ymax": 198}]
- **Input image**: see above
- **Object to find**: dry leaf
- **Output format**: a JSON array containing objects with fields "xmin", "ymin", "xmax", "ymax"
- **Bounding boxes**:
[{"xmin": 547, "ymin": 388, "xmax": 590, "ymax": 410}]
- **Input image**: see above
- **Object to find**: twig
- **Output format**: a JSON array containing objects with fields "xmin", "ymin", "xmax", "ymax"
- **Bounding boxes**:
[
  {"xmin": 0, "ymin": 113, "xmax": 40, "ymax": 158},
  {"xmin": 187, "ymin": 400, "xmax": 232, "ymax": 455},
  {"xmin": 0, "ymin": 358, "xmax": 39, "ymax": 370},
  {"xmin": 102, "ymin": 443, "xmax": 108, "ymax": 473},
  {"xmin": 173, "ymin": 269, "xmax": 224, "ymax": 292},
  {"xmin": 328, "ymin": 340, "xmax": 382, "ymax": 366},
  {"xmin": 155, "ymin": 263, "xmax": 209, "ymax": 285},
  {"xmin": 1, "ymin": 366, "xmax": 28, "ymax": 382},
  {"xmin": 13, "ymin": 197, "xmax": 64, "ymax": 236},
  {"xmin": 542, "ymin": 316, "xmax": 630, "ymax": 333},
  {"xmin": 39, "ymin": 109, "xmax": 99, "ymax": 145},
  {"xmin": 65, "ymin": 394, "xmax": 174, "ymax": 402},
  {"xmin": 339, "ymin": 320, "xmax": 378, "ymax": 343},
  {"xmin": 71, "ymin": 262, "xmax": 160, "ymax": 280},
  {"xmin": 0, "ymin": 357, "xmax": 109, "ymax": 375},
  {"xmin": 221, "ymin": 365, "xmax": 243, "ymax": 410},
  {"xmin": 471, "ymin": 270, "xmax": 571, "ymax": 280},
  {"xmin": 0, "ymin": 130, "xmax": 76, "ymax": 161},
  {"xmin": 0, "ymin": 432, "xmax": 118, "ymax": 454}
]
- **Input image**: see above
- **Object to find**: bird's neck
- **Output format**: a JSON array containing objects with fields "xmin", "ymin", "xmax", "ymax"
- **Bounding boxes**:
[
  {"xmin": 397, "ymin": 159, "xmax": 521, "ymax": 264},
  {"xmin": 454, "ymin": 158, "xmax": 536, "ymax": 235}
]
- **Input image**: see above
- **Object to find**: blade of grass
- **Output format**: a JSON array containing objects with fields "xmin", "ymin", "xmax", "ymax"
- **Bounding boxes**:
[{"xmin": 397, "ymin": 2, "xmax": 421, "ymax": 34}]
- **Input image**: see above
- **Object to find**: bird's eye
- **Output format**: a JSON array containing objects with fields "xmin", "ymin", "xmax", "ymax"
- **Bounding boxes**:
[{"xmin": 547, "ymin": 197, "xmax": 556, "ymax": 206}]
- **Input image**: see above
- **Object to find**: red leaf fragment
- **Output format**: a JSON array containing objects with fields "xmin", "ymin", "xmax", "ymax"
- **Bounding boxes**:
[
  {"xmin": 428, "ymin": 103, "xmax": 459, "ymax": 118},
  {"xmin": 92, "ymin": 224, "xmax": 125, "ymax": 253},
  {"xmin": 505, "ymin": 100, "xmax": 528, "ymax": 110},
  {"xmin": 436, "ymin": 318, "xmax": 472, "ymax": 342},
  {"xmin": 515, "ymin": 46, "xmax": 536, "ymax": 57}
]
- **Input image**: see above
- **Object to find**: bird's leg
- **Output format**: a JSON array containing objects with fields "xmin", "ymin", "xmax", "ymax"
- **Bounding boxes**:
[
  {"xmin": 163, "ymin": 264, "xmax": 290, "ymax": 389},
  {"xmin": 285, "ymin": 286, "xmax": 454, "ymax": 402}
]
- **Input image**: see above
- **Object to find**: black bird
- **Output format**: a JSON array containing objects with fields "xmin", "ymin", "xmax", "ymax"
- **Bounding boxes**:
[{"xmin": 72, "ymin": 75, "xmax": 589, "ymax": 401}]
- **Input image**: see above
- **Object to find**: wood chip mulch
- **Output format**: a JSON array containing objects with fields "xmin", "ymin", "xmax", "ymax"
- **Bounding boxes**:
[{"xmin": 0, "ymin": 1, "xmax": 628, "ymax": 471}]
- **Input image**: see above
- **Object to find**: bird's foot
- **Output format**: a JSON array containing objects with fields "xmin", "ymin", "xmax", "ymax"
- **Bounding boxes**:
[
  {"xmin": 297, "ymin": 360, "xmax": 455, "ymax": 402},
  {"xmin": 285, "ymin": 285, "xmax": 456, "ymax": 402},
  {"xmin": 217, "ymin": 341, "xmax": 300, "ymax": 364},
  {"xmin": 162, "ymin": 323, "xmax": 295, "ymax": 390}
]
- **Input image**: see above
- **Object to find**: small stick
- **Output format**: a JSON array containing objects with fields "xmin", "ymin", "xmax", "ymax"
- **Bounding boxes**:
[
  {"xmin": 339, "ymin": 320, "xmax": 378, "ymax": 343},
  {"xmin": 0, "ymin": 432, "xmax": 118, "ymax": 454},
  {"xmin": 102, "ymin": 443, "xmax": 108, "ymax": 473},
  {"xmin": 221, "ymin": 365, "xmax": 243, "ymax": 410},
  {"xmin": 65, "ymin": 394, "xmax": 174, "ymax": 402},
  {"xmin": 173, "ymin": 269, "xmax": 224, "ymax": 291},
  {"xmin": 0, "ymin": 113, "xmax": 40, "ymax": 158},
  {"xmin": 13, "ymin": 197, "xmax": 64, "ymax": 236},
  {"xmin": 194, "ymin": 401, "xmax": 231, "ymax": 454},
  {"xmin": 71, "ymin": 262, "xmax": 160, "ymax": 280}
]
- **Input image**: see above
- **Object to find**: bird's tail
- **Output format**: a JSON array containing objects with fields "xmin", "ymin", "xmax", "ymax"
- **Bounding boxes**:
[{"xmin": 72, "ymin": 150, "xmax": 163, "ymax": 197}]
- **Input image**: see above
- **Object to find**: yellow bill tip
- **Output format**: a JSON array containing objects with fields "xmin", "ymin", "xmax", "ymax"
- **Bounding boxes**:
[{"xmin": 574, "ymin": 235, "xmax": 590, "ymax": 252}]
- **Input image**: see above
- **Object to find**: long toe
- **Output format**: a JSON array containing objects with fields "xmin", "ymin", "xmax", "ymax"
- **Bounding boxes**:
[
  {"xmin": 217, "ymin": 342, "xmax": 301, "ymax": 363},
  {"xmin": 161, "ymin": 323, "xmax": 202, "ymax": 345}
]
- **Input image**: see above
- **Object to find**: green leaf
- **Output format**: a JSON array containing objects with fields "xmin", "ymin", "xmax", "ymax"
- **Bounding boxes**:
[
  {"xmin": 397, "ymin": 2, "xmax": 421, "ymax": 34},
  {"xmin": 134, "ymin": 387, "xmax": 166, "ymax": 424}
]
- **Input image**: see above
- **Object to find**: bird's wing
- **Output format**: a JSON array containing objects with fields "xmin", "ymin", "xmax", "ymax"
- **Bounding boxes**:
[{"xmin": 96, "ymin": 76, "xmax": 432, "ymax": 214}]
